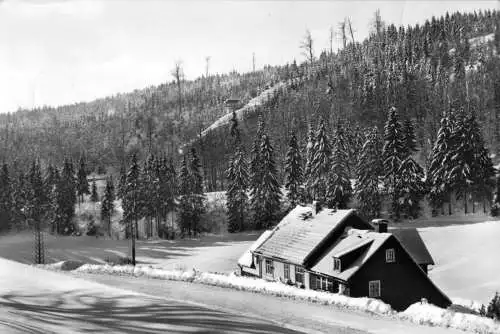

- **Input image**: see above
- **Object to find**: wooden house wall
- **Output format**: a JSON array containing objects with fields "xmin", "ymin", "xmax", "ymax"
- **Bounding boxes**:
[{"xmin": 348, "ymin": 236, "xmax": 451, "ymax": 311}]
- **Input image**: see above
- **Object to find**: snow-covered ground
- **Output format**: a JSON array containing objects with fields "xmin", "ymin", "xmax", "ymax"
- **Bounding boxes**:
[
  {"xmin": 0, "ymin": 257, "xmax": 309, "ymax": 334},
  {"xmin": 419, "ymin": 221, "xmax": 500, "ymax": 305},
  {"xmin": 45, "ymin": 263, "xmax": 497, "ymax": 334},
  {"xmin": 2, "ymin": 219, "xmax": 499, "ymax": 309}
]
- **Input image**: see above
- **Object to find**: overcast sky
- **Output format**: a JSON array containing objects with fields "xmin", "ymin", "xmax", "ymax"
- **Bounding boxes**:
[{"xmin": 0, "ymin": 0, "xmax": 498, "ymax": 113}]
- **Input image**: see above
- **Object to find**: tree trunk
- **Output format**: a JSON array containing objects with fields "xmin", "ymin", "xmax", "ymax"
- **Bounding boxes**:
[{"xmin": 464, "ymin": 191, "xmax": 468, "ymax": 214}]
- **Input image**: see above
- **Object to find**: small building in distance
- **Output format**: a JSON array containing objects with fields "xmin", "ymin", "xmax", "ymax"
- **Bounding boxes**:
[{"xmin": 239, "ymin": 205, "xmax": 451, "ymax": 311}]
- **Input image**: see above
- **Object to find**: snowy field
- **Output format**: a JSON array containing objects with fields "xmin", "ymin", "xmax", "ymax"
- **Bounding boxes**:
[
  {"xmin": 419, "ymin": 220, "xmax": 500, "ymax": 305},
  {"xmin": 1, "ymin": 219, "xmax": 499, "ymax": 307}
]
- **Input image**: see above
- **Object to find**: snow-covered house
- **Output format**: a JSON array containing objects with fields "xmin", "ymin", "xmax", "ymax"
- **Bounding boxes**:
[{"xmin": 239, "ymin": 205, "xmax": 451, "ymax": 311}]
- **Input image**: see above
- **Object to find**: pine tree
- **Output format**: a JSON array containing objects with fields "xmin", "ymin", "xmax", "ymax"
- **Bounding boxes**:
[
  {"xmin": 491, "ymin": 174, "xmax": 500, "ymax": 216},
  {"xmin": 90, "ymin": 180, "xmax": 99, "ymax": 202},
  {"xmin": 117, "ymin": 164, "xmax": 127, "ymax": 200},
  {"xmin": 396, "ymin": 157, "xmax": 426, "ymax": 219},
  {"xmin": 403, "ymin": 119, "xmax": 418, "ymax": 156},
  {"xmin": 428, "ymin": 114, "xmax": 454, "ymax": 215},
  {"xmin": 54, "ymin": 158, "xmax": 77, "ymax": 234},
  {"xmin": 26, "ymin": 160, "xmax": 47, "ymax": 228},
  {"xmin": 177, "ymin": 154, "xmax": 192, "ymax": 236},
  {"xmin": 356, "ymin": 127, "xmax": 383, "ymax": 219},
  {"xmin": 447, "ymin": 112, "xmax": 495, "ymax": 214},
  {"xmin": 303, "ymin": 122, "xmax": 316, "ymax": 201},
  {"xmin": 284, "ymin": 132, "xmax": 303, "ymax": 208},
  {"xmin": 11, "ymin": 171, "xmax": 28, "ymax": 230},
  {"xmin": 326, "ymin": 123, "xmax": 352, "ymax": 209},
  {"xmin": 123, "ymin": 154, "xmax": 141, "ymax": 241},
  {"xmin": 76, "ymin": 156, "xmax": 90, "ymax": 204},
  {"xmin": 257, "ymin": 134, "xmax": 282, "ymax": 229},
  {"xmin": 249, "ymin": 116, "xmax": 265, "ymax": 227},
  {"xmin": 486, "ymin": 292, "xmax": 500, "ymax": 320},
  {"xmin": 311, "ymin": 118, "xmax": 331, "ymax": 205},
  {"xmin": 226, "ymin": 112, "xmax": 249, "ymax": 233},
  {"xmin": 382, "ymin": 107, "xmax": 405, "ymax": 219},
  {"xmin": 0, "ymin": 164, "xmax": 11, "ymax": 232},
  {"xmin": 188, "ymin": 148, "xmax": 205, "ymax": 236},
  {"xmin": 101, "ymin": 176, "xmax": 115, "ymax": 237}
]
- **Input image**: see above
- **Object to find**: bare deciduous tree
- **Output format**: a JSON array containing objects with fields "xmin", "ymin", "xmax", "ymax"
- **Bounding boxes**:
[
  {"xmin": 171, "ymin": 60, "xmax": 184, "ymax": 118},
  {"xmin": 300, "ymin": 29, "xmax": 314, "ymax": 66}
]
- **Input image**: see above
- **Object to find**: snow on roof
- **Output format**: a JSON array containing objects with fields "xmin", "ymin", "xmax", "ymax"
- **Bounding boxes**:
[
  {"xmin": 238, "ymin": 230, "xmax": 273, "ymax": 268},
  {"xmin": 311, "ymin": 231, "xmax": 391, "ymax": 281},
  {"xmin": 254, "ymin": 206, "xmax": 358, "ymax": 265}
]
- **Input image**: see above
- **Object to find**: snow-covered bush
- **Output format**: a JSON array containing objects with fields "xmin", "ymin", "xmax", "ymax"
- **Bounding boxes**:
[
  {"xmin": 71, "ymin": 264, "xmax": 393, "ymax": 315},
  {"xmin": 401, "ymin": 302, "xmax": 500, "ymax": 333}
]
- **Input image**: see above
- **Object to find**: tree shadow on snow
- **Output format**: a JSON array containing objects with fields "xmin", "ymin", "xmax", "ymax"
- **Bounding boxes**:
[{"xmin": 0, "ymin": 290, "xmax": 302, "ymax": 334}]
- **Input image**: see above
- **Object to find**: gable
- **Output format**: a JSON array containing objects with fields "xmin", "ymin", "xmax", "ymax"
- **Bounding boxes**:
[
  {"xmin": 392, "ymin": 228, "xmax": 435, "ymax": 265},
  {"xmin": 348, "ymin": 236, "xmax": 451, "ymax": 310}
]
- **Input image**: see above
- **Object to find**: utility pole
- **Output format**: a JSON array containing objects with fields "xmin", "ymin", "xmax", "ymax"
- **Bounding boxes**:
[
  {"xmin": 252, "ymin": 52, "xmax": 256, "ymax": 72},
  {"xmin": 131, "ymin": 177, "xmax": 137, "ymax": 266}
]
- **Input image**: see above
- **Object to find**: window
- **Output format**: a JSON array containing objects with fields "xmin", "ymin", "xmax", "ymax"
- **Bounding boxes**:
[
  {"xmin": 369, "ymin": 280, "xmax": 381, "ymax": 298},
  {"xmin": 284, "ymin": 264, "xmax": 290, "ymax": 280},
  {"xmin": 265, "ymin": 259, "xmax": 274, "ymax": 275},
  {"xmin": 386, "ymin": 249, "xmax": 395, "ymax": 263},
  {"xmin": 333, "ymin": 257, "xmax": 341, "ymax": 272},
  {"xmin": 295, "ymin": 267, "xmax": 304, "ymax": 284}
]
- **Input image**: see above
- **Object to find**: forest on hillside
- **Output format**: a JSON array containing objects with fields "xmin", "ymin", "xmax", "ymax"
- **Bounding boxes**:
[{"xmin": 0, "ymin": 10, "xmax": 499, "ymax": 187}]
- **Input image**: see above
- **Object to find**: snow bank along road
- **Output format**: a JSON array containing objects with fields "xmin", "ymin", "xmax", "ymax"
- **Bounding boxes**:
[
  {"xmin": 0, "ymin": 258, "xmax": 323, "ymax": 334},
  {"xmin": 71, "ymin": 271, "xmax": 466, "ymax": 334}
]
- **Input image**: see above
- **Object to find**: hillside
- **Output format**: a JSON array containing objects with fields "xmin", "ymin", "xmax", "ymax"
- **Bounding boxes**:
[{"xmin": 0, "ymin": 10, "xmax": 499, "ymax": 190}]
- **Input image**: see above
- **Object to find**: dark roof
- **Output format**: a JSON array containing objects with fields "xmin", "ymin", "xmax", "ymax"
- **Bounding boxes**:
[
  {"xmin": 311, "ymin": 230, "xmax": 391, "ymax": 281},
  {"xmin": 224, "ymin": 98, "xmax": 240, "ymax": 105},
  {"xmin": 392, "ymin": 228, "xmax": 435, "ymax": 265},
  {"xmin": 254, "ymin": 206, "xmax": 358, "ymax": 265}
]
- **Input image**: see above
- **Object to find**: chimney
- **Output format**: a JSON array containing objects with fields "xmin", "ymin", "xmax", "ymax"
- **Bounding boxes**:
[
  {"xmin": 312, "ymin": 201, "xmax": 322, "ymax": 215},
  {"xmin": 371, "ymin": 219, "xmax": 388, "ymax": 233}
]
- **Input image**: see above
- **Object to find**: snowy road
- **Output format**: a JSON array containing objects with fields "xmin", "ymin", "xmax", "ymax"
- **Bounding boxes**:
[
  {"xmin": 0, "ymin": 258, "xmax": 317, "ymax": 334},
  {"xmin": 70, "ymin": 272, "xmax": 466, "ymax": 334}
]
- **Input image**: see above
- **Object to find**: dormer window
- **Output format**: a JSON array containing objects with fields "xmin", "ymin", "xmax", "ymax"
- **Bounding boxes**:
[
  {"xmin": 333, "ymin": 257, "xmax": 341, "ymax": 272},
  {"xmin": 386, "ymin": 248, "xmax": 395, "ymax": 263}
]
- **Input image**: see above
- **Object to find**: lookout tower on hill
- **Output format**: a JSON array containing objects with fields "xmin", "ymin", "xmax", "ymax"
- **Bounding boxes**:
[{"xmin": 224, "ymin": 97, "xmax": 240, "ymax": 113}]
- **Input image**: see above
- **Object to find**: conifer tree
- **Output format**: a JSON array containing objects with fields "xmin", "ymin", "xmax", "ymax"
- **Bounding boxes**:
[
  {"xmin": 90, "ymin": 180, "xmax": 99, "ymax": 202},
  {"xmin": 447, "ymin": 112, "xmax": 495, "ymax": 214},
  {"xmin": 117, "ymin": 164, "xmax": 127, "ymax": 200},
  {"xmin": 188, "ymin": 148, "xmax": 205, "ymax": 236},
  {"xmin": 284, "ymin": 132, "xmax": 303, "ymax": 207},
  {"xmin": 257, "ymin": 134, "xmax": 282, "ymax": 229},
  {"xmin": 428, "ymin": 115, "xmax": 454, "ymax": 215},
  {"xmin": 26, "ymin": 160, "xmax": 47, "ymax": 229},
  {"xmin": 382, "ymin": 107, "xmax": 405, "ymax": 219},
  {"xmin": 403, "ymin": 119, "xmax": 418, "ymax": 156},
  {"xmin": 0, "ymin": 164, "xmax": 11, "ymax": 232},
  {"xmin": 356, "ymin": 127, "xmax": 383, "ymax": 219},
  {"xmin": 226, "ymin": 112, "xmax": 249, "ymax": 233},
  {"xmin": 123, "ymin": 154, "xmax": 141, "ymax": 241},
  {"xmin": 11, "ymin": 171, "xmax": 27, "ymax": 230},
  {"xmin": 55, "ymin": 158, "xmax": 77, "ymax": 234},
  {"xmin": 303, "ymin": 122, "xmax": 316, "ymax": 201},
  {"xmin": 491, "ymin": 174, "xmax": 500, "ymax": 216},
  {"xmin": 177, "ymin": 154, "xmax": 191, "ymax": 236},
  {"xmin": 311, "ymin": 118, "xmax": 331, "ymax": 205},
  {"xmin": 396, "ymin": 157, "xmax": 426, "ymax": 218},
  {"xmin": 326, "ymin": 123, "xmax": 352, "ymax": 209},
  {"xmin": 101, "ymin": 176, "xmax": 115, "ymax": 237},
  {"xmin": 77, "ymin": 156, "xmax": 90, "ymax": 204},
  {"xmin": 249, "ymin": 116, "xmax": 265, "ymax": 227}
]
